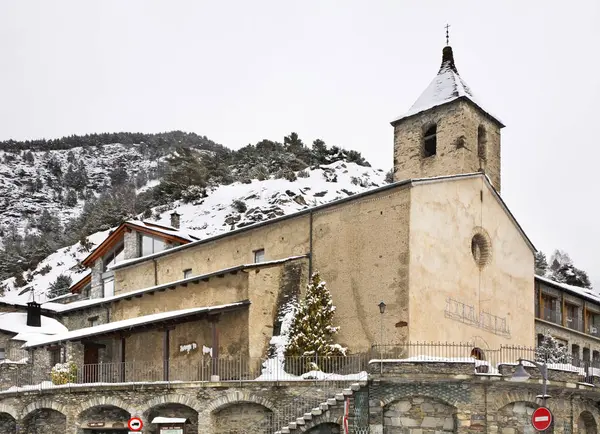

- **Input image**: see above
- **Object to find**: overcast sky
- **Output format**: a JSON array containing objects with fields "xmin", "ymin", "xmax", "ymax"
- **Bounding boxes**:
[{"xmin": 1, "ymin": 1, "xmax": 599, "ymax": 288}]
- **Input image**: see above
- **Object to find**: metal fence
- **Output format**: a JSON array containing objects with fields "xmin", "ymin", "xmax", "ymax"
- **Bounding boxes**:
[{"xmin": 0, "ymin": 354, "xmax": 369, "ymax": 393}]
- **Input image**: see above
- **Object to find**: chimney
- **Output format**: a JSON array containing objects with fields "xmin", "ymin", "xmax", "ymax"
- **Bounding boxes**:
[
  {"xmin": 170, "ymin": 211, "xmax": 181, "ymax": 229},
  {"xmin": 26, "ymin": 301, "xmax": 41, "ymax": 327}
]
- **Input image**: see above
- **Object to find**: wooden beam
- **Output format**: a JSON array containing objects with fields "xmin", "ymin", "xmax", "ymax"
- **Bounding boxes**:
[{"xmin": 562, "ymin": 293, "xmax": 566, "ymax": 327}]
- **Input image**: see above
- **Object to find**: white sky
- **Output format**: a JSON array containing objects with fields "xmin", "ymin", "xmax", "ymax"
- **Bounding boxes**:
[{"xmin": 1, "ymin": 1, "xmax": 599, "ymax": 288}]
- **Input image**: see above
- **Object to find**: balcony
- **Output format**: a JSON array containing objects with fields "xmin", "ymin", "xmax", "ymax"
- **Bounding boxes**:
[{"xmin": 542, "ymin": 308, "xmax": 561, "ymax": 324}]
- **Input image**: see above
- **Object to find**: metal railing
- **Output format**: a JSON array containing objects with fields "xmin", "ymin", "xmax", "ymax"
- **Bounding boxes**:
[
  {"xmin": 0, "ymin": 354, "xmax": 369, "ymax": 393},
  {"xmin": 542, "ymin": 308, "xmax": 561, "ymax": 324}
]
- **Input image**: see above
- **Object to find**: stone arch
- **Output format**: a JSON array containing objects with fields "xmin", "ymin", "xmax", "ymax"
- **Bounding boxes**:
[
  {"xmin": 383, "ymin": 395, "xmax": 457, "ymax": 432},
  {"xmin": 21, "ymin": 399, "xmax": 66, "ymax": 419},
  {"xmin": 496, "ymin": 401, "xmax": 546, "ymax": 434},
  {"xmin": 489, "ymin": 390, "xmax": 541, "ymax": 413},
  {"xmin": 305, "ymin": 422, "xmax": 341, "ymax": 433},
  {"xmin": 0, "ymin": 411, "xmax": 17, "ymax": 434},
  {"xmin": 143, "ymin": 397, "xmax": 200, "ymax": 434},
  {"xmin": 21, "ymin": 406, "xmax": 66, "ymax": 434},
  {"xmin": 76, "ymin": 402, "xmax": 132, "ymax": 433},
  {"xmin": 578, "ymin": 410, "xmax": 598, "ymax": 434},
  {"xmin": 212, "ymin": 402, "xmax": 273, "ymax": 434},
  {"xmin": 143, "ymin": 394, "xmax": 201, "ymax": 413},
  {"xmin": 302, "ymin": 411, "xmax": 343, "ymax": 431},
  {"xmin": 0, "ymin": 403, "xmax": 18, "ymax": 420},
  {"xmin": 76, "ymin": 396, "xmax": 137, "ymax": 417},
  {"xmin": 206, "ymin": 391, "xmax": 276, "ymax": 414}
]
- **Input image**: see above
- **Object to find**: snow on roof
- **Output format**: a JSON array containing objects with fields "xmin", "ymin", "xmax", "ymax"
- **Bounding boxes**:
[
  {"xmin": 42, "ymin": 255, "xmax": 307, "ymax": 314},
  {"xmin": 127, "ymin": 219, "xmax": 199, "ymax": 242},
  {"xmin": 24, "ymin": 301, "xmax": 250, "ymax": 348},
  {"xmin": 536, "ymin": 275, "xmax": 600, "ymax": 304},
  {"xmin": 392, "ymin": 46, "xmax": 503, "ymax": 126},
  {"xmin": 0, "ymin": 312, "xmax": 68, "ymax": 341},
  {"xmin": 151, "ymin": 417, "xmax": 188, "ymax": 424}
]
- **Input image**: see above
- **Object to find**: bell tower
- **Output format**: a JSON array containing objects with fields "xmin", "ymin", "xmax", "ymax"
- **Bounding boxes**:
[{"xmin": 391, "ymin": 42, "xmax": 505, "ymax": 192}]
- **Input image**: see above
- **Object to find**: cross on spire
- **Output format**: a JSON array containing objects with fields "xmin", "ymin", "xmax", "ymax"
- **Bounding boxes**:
[{"xmin": 445, "ymin": 24, "xmax": 451, "ymax": 46}]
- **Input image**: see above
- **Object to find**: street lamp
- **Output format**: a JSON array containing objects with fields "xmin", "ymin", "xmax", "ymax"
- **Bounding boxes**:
[
  {"xmin": 510, "ymin": 358, "xmax": 549, "ymax": 407},
  {"xmin": 378, "ymin": 301, "xmax": 386, "ymax": 374}
]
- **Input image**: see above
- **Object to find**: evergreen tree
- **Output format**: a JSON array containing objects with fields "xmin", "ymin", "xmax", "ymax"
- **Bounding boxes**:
[
  {"xmin": 535, "ymin": 331, "xmax": 572, "ymax": 363},
  {"xmin": 48, "ymin": 274, "xmax": 73, "ymax": 299},
  {"xmin": 285, "ymin": 272, "xmax": 347, "ymax": 358},
  {"xmin": 553, "ymin": 263, "xmax": 592, "ymax": 289},
  {"xmin": 534, "ymin": 251, "xmax": 548, "ymax": 276}
]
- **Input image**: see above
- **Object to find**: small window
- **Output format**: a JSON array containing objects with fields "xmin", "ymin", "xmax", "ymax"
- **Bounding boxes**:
[
  {"xmin": 49, "ymin": 347, "xmax": 63, "ymax": 366},
  {"xmin": 183, "ymin": 269, "xmax": 193, "ymax": 279},
  {"xmin": 103, "ymin": 277, "xmax": 115, "ymax": 298},
  {"xmin": 477, "ymin": 125, "xmax": 487, "ymax": 162},
  {"xmin": 254, "ymin": 249, "xmax": 265, "ymax": 263},
  {"xmin": 0, "ymin": 348, "xmax": 5, "ymax": 360},
  {"xmin": 423, "ymin": 124, "xmax": 437, "ymax": 157},
  {"xmin": 88, "ymin": 316, "xmax": 99, "ymax": 327}
]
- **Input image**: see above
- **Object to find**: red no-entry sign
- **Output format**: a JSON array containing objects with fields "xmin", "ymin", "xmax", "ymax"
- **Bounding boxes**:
[
  {"xmin": 531, "ymin": 407, "xmax": 552, "ymax": 431},
  {"xmin": 128, "ymin": 416, "xmax": 144, "ymax": 431}
]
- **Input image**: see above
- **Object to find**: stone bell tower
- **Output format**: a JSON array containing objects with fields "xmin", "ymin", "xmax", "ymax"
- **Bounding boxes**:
[{"xmin": 391, "ymin": 43, "xmax": 504, "ymax": 192}]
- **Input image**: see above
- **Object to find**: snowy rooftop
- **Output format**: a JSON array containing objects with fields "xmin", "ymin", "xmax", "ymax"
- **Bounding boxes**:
[
  {"xmin": 24, "ymin": 301, "xmax": 250, "ymax": 348},
  {"xmin": 127, "ymin": 219, "xmax": 200, "ymax": 242},
  {"xmin": 40, "ymin": 255, "xmax": 307, "ymax": 314},
  {"xmin": 536, "ymin": 275, "xmax": 600, "ymax": 304},
  {"xmin": 392, "ymin": 46, "xmax": 503, "ymax": 126},
  {"xmin": 0, "ymin": 312, "xmax": 68, "ymax": 342}
]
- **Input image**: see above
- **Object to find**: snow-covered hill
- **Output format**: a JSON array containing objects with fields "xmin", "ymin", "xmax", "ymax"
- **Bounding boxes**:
[
  {"xmin": 0, "ymin": 144, "xmax": 166, "ymax": 238},
  {"xmin": 0, "ymin": 161, "xmax": 388, "ymax": 304}
]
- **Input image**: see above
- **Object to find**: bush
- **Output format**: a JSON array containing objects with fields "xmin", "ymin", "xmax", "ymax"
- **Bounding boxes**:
[
  {"xmin": 297, "ymin": 169, "xmax": 310, "ymax": 178},
  {"xmin": 232, "ymin": 199, "xmax": 247, "ymax": 213},
  {"xmin": 51, "ymin": 361, "xmax": 77, "ymax": 385}
]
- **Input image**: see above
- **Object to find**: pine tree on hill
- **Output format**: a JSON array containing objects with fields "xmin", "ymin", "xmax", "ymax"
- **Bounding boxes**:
[
  {"xmin": 534, "ymin": 251, "xmax": 548, "ymax": 276},
  {"xmin": 284, "ymin": 272, "xmax": 347, "ymax": 358},
  {"xmin": 535, "ymin": 331, "xmax": 572, "ymax": 364}
]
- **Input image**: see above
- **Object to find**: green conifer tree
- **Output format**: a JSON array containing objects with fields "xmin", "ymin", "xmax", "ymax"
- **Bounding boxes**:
[{"xmin": 285, "ymin": 272, "xmax": 347, "ymax": 358}]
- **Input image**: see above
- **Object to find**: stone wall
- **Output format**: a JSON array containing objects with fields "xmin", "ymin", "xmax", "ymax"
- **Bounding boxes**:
[
  {"xmin": 60, "ymin": 306, "xmax": 110, "ymax": 331},
  {"xmin": 0, "ymin": 362, "xmax": 598, "ymax": 434},
  {"xmin": 392, "ymin": 99, "xmax": 502, "ymax": 192},
  {"xmin": 536, "ymin": 319, "xmax": 600, "ymax": 362}
]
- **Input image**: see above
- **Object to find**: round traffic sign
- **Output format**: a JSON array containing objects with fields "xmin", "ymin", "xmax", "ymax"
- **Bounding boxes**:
[
  {"xmin": 128, "ymin": 416, "xmax": 144, "ymax": 431},
  {"xmin": 531, "ymin": 407, "xmax": 552, "ymax": 431}
]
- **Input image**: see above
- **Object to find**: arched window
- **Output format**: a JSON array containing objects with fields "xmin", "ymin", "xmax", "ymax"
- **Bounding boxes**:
[
  {"xmin": 470, "ymin": 347, "xmax": 485, "ymax": 360},
  {"xmin": 423, "ymin": 124, "xmax": 437, "ymax": 157},
  {"xmin": 477, "ymin": 125, "xmax": 487, "ymax": 161}
]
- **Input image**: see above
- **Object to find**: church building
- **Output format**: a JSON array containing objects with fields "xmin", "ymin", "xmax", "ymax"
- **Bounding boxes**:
[{"xmin": 18, "ymin": 42, "xmax": 538, "ymax": 379}]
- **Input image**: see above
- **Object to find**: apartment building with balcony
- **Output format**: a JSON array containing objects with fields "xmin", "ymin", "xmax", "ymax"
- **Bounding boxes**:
[{"xmin": 535, "ymin": 275, "xmax": 600, "ymax": 365}]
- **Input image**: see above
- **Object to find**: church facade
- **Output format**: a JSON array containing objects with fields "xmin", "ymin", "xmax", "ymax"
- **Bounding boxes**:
[{"xmin": 20, "ymin": 43, "xmax": 537, "ymax": 373}]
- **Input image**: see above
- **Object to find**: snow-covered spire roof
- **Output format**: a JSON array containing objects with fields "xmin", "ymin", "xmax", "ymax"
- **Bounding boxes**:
[{"xmin": 392, "ymin": 45, "xmax": 504, "ymax": 127}]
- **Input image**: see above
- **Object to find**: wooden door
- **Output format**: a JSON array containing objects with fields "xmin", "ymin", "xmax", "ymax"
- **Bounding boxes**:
[{"xmin": 83, "ymin": 345, "xmax": 99, "ymax": 383}]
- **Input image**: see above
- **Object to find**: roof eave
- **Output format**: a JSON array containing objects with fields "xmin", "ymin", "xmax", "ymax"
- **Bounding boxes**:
[{"xmin": 390, "ymin": 96, "xmax": 505, "ymax": 129}]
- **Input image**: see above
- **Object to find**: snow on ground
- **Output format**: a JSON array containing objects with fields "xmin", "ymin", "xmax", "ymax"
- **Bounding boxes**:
[{"xmin": 0, "ymin": 161, "xmax": 386, "ymax": 304}]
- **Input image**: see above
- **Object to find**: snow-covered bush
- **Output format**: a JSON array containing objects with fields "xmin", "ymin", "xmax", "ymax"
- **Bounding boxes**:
[
  {"xmin": 535, "ymin": 331, "xmax": 572, "ymax": 364},
  {"xmin": 51, "ymin": 361, "xmax": 77, "ymax": 385}
]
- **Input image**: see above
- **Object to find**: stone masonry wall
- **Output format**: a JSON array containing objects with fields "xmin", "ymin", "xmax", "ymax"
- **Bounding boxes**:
[
  {"xmin": 1, "ymin": 363, "xmax": 600, "ymax": 433},
  {"xmin": 393, "ymin": 99, "xmax": 502, "ymax": 192}
]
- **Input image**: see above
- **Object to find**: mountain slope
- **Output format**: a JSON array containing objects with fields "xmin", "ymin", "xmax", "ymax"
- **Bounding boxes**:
[{"xmin": 0, "ymin": 161, "xmax": 387, "ymax": 304}]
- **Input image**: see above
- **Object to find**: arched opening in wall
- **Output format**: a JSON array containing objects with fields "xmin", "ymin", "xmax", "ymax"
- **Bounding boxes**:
[
  {"xmin": 477, "ymin": 125, "xmax": 487, "ymax": 163},
  {"xmin": 77, "ymin": 405, "xmax": 130, "ymax": 434},
  {"xmin": 22, "ymin": 408, "xmax": 67, "ymax": 434},
  {"xmin": 578, "ymin": 410, "xmax": 598, "ymax": 434},
  {"xmin": 423, "ymin": 124, "xmax": 437, "ymax": 157},
  {"xmin": 145, "ymin": 403, "xmax": 198, "ymax": 434},
  {"xmin": 384, "ymin": 396, "xmax": 456, "ymax": 432},
  {"xmin": 497, "ymin": 402, "xmax": 552, "ymax": 433},
  {"xmin": 212, "ymin": 402, "xmax": 273, "ymax": 434},
  {"xmin": 0, "ymin": 412, "xmax": 16, "ymax": 434},
  {"xmin": 305, "ymin": 422, "xmax": 342, "ymax": 433},
  {"xmin": 471, "ymin": 229, "xmax": 492, "ymax": 268}
]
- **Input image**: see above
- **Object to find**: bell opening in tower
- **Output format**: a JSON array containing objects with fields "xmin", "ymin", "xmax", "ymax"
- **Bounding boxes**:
[{"xmin": 423, "ymin": 124, "xmax": 437, "ymax": 157}]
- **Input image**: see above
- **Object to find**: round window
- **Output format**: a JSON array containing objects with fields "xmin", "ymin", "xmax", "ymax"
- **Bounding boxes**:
[{"xmin": 471, "ymin": 229, "xmax": 492, "ymax": 268}]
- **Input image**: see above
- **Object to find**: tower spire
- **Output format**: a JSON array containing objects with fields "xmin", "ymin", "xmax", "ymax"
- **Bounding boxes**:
[{"xmin": 445, "ymin": 23, "xmax": 451, "ymax": 46}]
